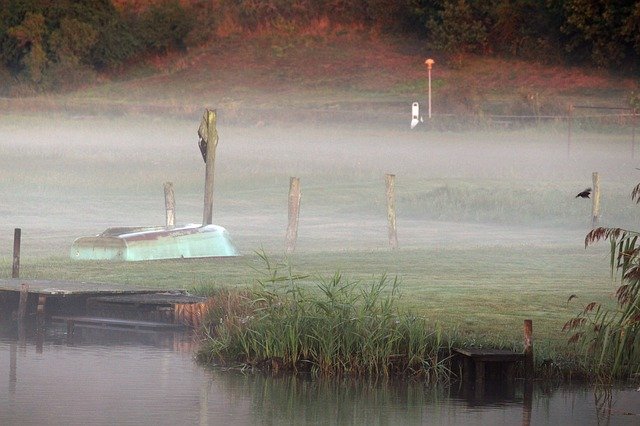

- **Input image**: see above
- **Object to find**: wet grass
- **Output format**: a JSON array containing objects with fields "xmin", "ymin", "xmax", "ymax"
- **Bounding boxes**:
[{"xmin": 0, "ymin": 244, "xmax": 616, "ymax": 347}]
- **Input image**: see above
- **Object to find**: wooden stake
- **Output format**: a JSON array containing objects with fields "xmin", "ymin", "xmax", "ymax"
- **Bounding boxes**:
[
  {"xmin": 567, "ymin": 104, "xmax": 573, "ymax": 158},
  {"xmin": 524, "ymin": 319, "xmax": 534, "ymax": 381},
  {"xmin": 199, "ymin": 109, "xmax": 219, "ymax": 225},
  {"xmin": 164, "ymin": 182, "xmax": 176, "ymax": 228},
  {"xmin": 285, "ymin": 177, "xmax": 301, "ymax": 254},
  {"xmin": 385, "ymin": 174, "xmax": 398, "ymax": 249},
  {"xmin": 12, "ymin": 228, "xmax": 21, "ymax": 278},
  {"xmin": 37, "ymin": 294, "xmax": 46, "ymax": 326},
  {"xmin": 632, "ymin": 112, "xmax": 637, "ymax": 159},
  {"xmin": 592, "ymin": 172, "xmax": 601, "ymax": 228},
  {"xmin": 17, "ymin": 283, "xmax": 28, "ymax": 320}
]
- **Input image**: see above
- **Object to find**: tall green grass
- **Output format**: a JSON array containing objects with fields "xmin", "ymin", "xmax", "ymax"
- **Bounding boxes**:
[
  {"xmin": 564, "ymin": 225, "xmax": 640, "ymax": 380},
  {"xmin": 197, "ymin": 254, "xmax": 450, "ymax": 380}
]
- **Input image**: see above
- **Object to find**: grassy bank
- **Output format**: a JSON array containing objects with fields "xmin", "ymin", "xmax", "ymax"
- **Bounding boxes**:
[
  {"xmin": 0, "ymin": 244, "xmax": 616, "ymax": 343},
  {"xmin": 193, "ymin": 253, "xmax": 624, "ymax": 380}
]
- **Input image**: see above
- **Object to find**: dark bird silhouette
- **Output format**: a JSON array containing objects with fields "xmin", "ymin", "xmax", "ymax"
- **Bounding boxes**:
[{"xmin": 575, "ymin": 188, "xmax": 591, "ymax": 199}]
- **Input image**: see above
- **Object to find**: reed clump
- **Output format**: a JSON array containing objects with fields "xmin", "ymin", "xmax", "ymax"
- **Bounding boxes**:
[{"xmin": 197, "ymin": 255, "xmax": 449, "ymax": 381}]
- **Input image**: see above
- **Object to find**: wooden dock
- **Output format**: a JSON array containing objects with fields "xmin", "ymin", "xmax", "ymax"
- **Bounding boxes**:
[
  {"xmin": 0, "ymin": 278, "xmax": 209, "ymax": 328},
  {"xmin": 453, "ymin": 348, "xmax": 525, "ymax": 388}
]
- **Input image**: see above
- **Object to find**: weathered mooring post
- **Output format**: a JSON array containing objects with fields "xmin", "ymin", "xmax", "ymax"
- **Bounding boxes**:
[
  {"xmin": 385, "ymin": 174, "xmax": 398, "ymax": 249},
  {"xmin": 17, "ymin": 283, "xmax": 29, "ymax": 320},
  {"xmin": 36, "ymin": 294, "xmax": 46, "ymax": 327},
  {"xmin": 524, "ymin": 319, "xmax": 534, "ymax": 380},
  {"xmin": 12, "ymin": 228, "xmax": 21, "ymax": 278},
  {"xmin": 198, "ymin": 109, "xmax": 219, "ymax": 226},
  {"xmin": 285, "ymin": 177, "xmax": 301, "ymax": 254},
  {"xmin": 592, "ymin": 172, "xmax": 601, "ymax": 228},
  {"xmin": 164, "ymin": 182, "xmax": 175, "ymax": 228}
]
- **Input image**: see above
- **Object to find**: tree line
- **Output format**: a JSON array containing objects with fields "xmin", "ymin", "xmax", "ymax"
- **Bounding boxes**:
[{"xmin": 1, "ymin": 0, "xmax": 638, "ymax": 93}]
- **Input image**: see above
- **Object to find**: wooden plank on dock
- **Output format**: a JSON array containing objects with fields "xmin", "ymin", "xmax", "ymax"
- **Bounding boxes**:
[
  {"xmin": 90, "ymin": 293, "xmax": 206, "ymax": 305},
  {"xmin": 51, "ymin": 315, "xmax": 186, "ymax": 331},
  {"xmin": 453, "ymin": 348, "xmax": 525, "ymax": 362},
  {"xmin": 0, "ymin": 278, "xmax": 163, "ymax": 295}
]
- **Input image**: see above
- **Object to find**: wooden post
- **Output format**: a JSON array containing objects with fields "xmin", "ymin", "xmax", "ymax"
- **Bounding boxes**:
[
  {"xmin": 567, "ymin": 104, "xmax": 573, "ymax": 158},
  {"xmin": 632, "ymin": 111, "xmax": 637, "ymax": 159},
  {"xmin": 592, "ymin": 172, "xmax": 601, "ymax": 228},
  {"xmin": 199, "ymin": 109, "xmax": 219, "ymax": 226},
  {"xmin": 524, "ymin": 319, "xmax": 534, "ymax": 381},
  {"xmin": 17, "ymin": 283, "xmax": 28, "ymax": 320},
  {"xmin": 12, "ymin": 228, "xmax": 21, "ymax": 278},
  {"xmin": 285, "ymin": 177, "xmax": 301, "ymax": 254},
  {"xmin": 385, "ymin": 174, "xmax": 398, "ymax": 249},
  {"xmin": 164, "ymin": 182, "xmax": 176, "ymax": 228},
  {"xmin": 36, "ymin": 294, "xmax": 46, "ymax": 326}
]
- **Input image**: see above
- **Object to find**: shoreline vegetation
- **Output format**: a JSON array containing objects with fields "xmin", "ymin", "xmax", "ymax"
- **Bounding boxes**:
[{"xmin": 195, "ymin": 253, "xmax": 637, "ymax": 383}]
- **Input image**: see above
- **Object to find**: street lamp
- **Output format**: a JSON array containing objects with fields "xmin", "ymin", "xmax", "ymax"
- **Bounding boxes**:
[{"xmin": 425, "ymin": 58, "xmax": 435, "ymax": 119}]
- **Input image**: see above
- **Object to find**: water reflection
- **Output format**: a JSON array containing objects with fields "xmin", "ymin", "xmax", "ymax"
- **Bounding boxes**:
[{"xmin": 1, "ymin": 323, "xmax": 638, "ymax": 425}]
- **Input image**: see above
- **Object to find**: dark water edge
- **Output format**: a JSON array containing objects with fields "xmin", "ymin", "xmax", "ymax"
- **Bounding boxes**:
[{"xmin": 1, "ymin": 323, "xmax": 638, "ymax": 426}]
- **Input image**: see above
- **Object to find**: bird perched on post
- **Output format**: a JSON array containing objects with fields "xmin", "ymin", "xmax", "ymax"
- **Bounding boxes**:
[{"xmin": 575, "ymin": 188, "xmax": 591, "ymax": 199}]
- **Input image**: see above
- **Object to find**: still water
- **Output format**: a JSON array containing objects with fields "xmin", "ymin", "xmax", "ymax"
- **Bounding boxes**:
[{"xmin": 1, "ymin": 324, "xmax": 638, "ymax": 426}]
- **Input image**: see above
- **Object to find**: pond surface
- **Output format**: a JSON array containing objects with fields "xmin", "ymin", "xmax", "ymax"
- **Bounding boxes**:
[{"xmin": 1, "ymin": 324, "xmax": 638, "ymax": 425}]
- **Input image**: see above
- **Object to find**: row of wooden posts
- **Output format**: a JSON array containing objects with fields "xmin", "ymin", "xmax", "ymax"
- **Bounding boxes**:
[
  {"xmin": 284, "ymin": 174, "xmax": 399, "ymax": 253},
  {"xmin": 9, "ymin": 170, "xmax": 604, "ymax": 274},
  {"xmin": 284, "ymin": 171, "xmax": 604, "ymax": 253}
]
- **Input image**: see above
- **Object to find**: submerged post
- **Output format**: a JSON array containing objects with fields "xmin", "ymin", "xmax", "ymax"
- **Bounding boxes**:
[
  {"xmin": 12, "ymin": 228, "xmax": 21, "ymax": 278},
  {"xmin": 17, "ymin": 283, "xmax": 28, "ymax": 320},
  {"xmin": 592, "ymin": 172, "xmax": 601, "ymax": 228},
  {"xmin": 385, "ymin": 174, "xmax": 398, "ymax": 249},
  {"xmin": 285, "ymin": 177, "xmax": 301, "ymax": 254},
  {"xmin": 164, "ymin": 182, "xmax": 176, "ymax": 228},
  {"xmin": 198, "ymin": 109, "xmax": 219, "ymax": 225},
  {"xmin": 36, "ymin": 294, "xmax": 46, "ymax": 327},
  {"xmin": 524, "ymin": 319, "xmax": 534, "ymax": 380}
]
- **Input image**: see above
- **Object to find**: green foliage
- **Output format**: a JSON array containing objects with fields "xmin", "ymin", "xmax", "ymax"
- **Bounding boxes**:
[
  {"xmin": 488, "ymin": 0, "xmax": 562, "ymax": 60},
  {"xmin": 0, "ymin": 0, "xmax": 196, "ymax": 90},
  {"xmin": 560, "ymin": 0, "xmax": 640, "ymax": 68},
  {"xmin": 565, "ymin": 187, "xmax": 640, "ymax": 379},
  {"xmin": 137, "ymin": 0, "xmax": 194, "ymax": 53},
  {"xmin": 426, "ymin": 0, "xmax": 488, "ymax": 56},
  {"xmin": 197, "ymin": 253, "xmax": 450, "ymax": 380},
  {"xmin": 0, "ymin": 0, "xmax": 639, "ymax": 91},
  {"xmin": 7, "ymin": 11, "xmax": 47, "ymax": 84}
]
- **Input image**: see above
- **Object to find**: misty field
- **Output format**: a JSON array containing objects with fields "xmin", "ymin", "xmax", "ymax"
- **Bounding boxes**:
[{"xmin": 1, "ymin": 112, "xmax": 638, "ymax": 344}]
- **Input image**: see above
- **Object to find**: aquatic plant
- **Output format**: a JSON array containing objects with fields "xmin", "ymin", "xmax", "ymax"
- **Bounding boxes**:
[
  {"xmin": 564, "ymin": 183, "xmax": 640, "ymax": 379},
  {"xmin": 197, "ymin": 253, "xmax": 450, "ymax": 380}
]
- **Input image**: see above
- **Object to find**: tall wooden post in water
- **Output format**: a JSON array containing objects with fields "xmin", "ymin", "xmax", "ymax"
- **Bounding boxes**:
[
  {"xmin": 12, "ymin": 228, "xmax": 21, "ymax": 278},
  {"xmin": 524, "ymin": 319, "xmax": 534, "ymax": 381},
  {"xmin": 198, "ymin": 109, "xmax": 219, "ymax": 225},
  {"xmin": 592, "ymin": 172, "xmax": 601, "ymax": 228}
]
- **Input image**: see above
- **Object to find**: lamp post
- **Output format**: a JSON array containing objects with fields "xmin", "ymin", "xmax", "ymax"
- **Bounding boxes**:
[{"xmin": 425, "ymin": 58, "xmax": 435, "ymax": 119}]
